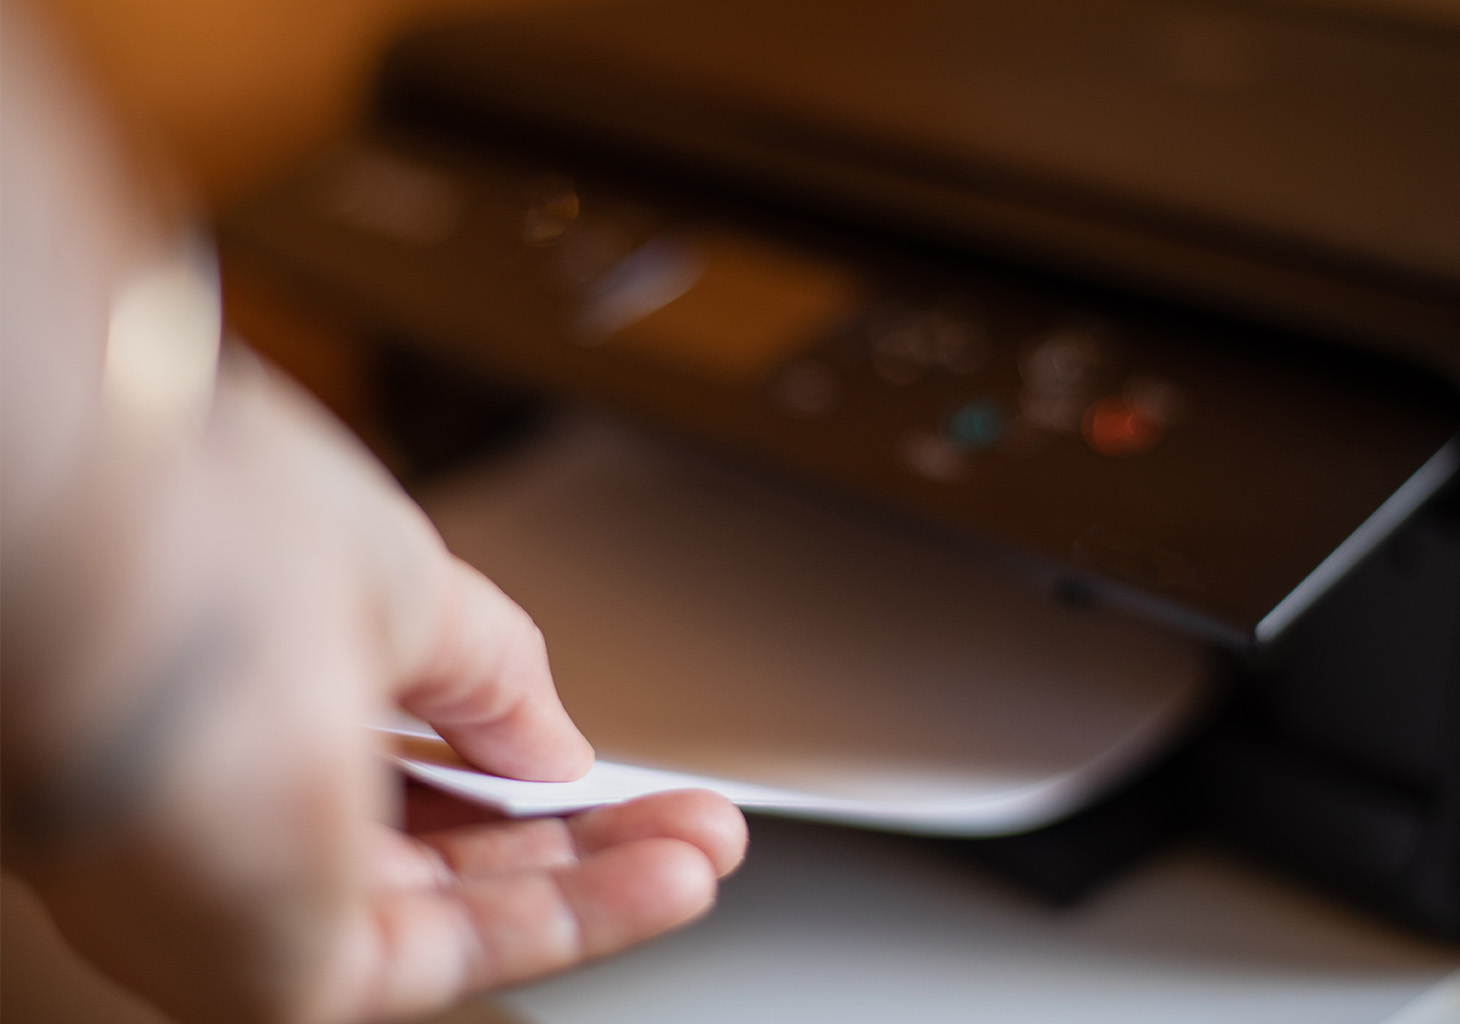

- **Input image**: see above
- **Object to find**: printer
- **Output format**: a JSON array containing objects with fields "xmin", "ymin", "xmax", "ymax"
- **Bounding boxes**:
[{"xmin": 221, "ymin": 0, "xmax": 1460, "ymax": 939}]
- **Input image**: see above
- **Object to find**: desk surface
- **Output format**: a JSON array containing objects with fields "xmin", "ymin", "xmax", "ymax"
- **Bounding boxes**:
[{"xmin": 496, "ymin": 817, "xmax": 1459, "ymax": 1024}]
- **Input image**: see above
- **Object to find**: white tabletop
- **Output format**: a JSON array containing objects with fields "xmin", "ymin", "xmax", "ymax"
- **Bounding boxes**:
[{"xmin": 494, "ymin": 818, "xmax": 1459, "ymax": 1024}]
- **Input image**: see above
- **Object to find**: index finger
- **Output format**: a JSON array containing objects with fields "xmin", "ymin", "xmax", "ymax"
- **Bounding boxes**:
[{"xmin": 393, "ymin": 555, "xmax": 594, "ymax": 782}]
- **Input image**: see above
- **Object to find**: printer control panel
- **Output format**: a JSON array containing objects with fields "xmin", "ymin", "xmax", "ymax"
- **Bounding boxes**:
[{"xmin": 226, "ymin": 133, "xmax": 1460, "ymax": 645}]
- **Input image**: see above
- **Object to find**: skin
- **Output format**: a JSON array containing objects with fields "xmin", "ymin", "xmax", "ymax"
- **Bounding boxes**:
[{"xmin": 0, "ymin": 5, "xmax": 748, "ymax": 1022}]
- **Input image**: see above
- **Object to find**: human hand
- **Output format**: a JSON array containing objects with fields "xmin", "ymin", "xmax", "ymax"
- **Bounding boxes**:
[
  {"xmin": 6, "ymin": 354, "xmax": 746, "ymax": 1024},
  {"xmin": 0, "ymin": 9, "xmax": 745, "ymax": 1015}
]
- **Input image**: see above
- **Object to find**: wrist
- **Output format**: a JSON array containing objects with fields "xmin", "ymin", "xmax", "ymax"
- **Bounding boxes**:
[{"xmin": 2, "ymin": 234, "xmax": 228, "ymax": 863}]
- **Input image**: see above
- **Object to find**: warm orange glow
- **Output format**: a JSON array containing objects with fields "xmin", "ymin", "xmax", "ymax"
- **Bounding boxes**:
[
  {"xmin": 1082, "ymin": 395, "xmax": 1163, "ymax": 456},
  {"xmin": 42, "ymin": 0, "xmax": 612, "ymax": 203}
]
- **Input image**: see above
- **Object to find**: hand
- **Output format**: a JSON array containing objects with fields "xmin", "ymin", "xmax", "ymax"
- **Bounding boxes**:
[
  {"xmin": 7, "ymin": 355, "xmax": 747, "ymax": 1024},
  {"xmin": 1, "ymin": 12, "xmax": 746, "ymax": 1016}
]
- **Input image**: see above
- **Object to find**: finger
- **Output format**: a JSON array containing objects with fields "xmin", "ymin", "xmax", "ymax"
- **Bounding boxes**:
[
  {"xmin": 396, "ymin": 557, "xmax": 593, "ymax": 782},
  {"xmin": 336, "ymin": 837, "xmax": 717, "ymax": 1022},
  {"xmin": 368, "ymin": 817, "xmax": 577, "ymax": 895},
  {"xmin": 414, "ymin": 790, "xmax": 747, "ymax": 881},
  {"xmin": 368, "ymin": 826, "xmax": 455, "ymax": 892},
  {"xmin": 421, "ymin": 818, "xmax": 579, "ymax": 878},
  {"xmin": 539, "ymin": 837, "xmax": 716, "ymax": 962},
  {"xmin": 568, "ymin": 790, "xmax": 748, "ymax": 878}
]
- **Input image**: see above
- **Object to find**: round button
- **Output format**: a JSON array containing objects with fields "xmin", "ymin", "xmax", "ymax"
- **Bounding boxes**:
[{"xmin": 898, "ymin": 429, "xmax": 969, "ymax": 483}]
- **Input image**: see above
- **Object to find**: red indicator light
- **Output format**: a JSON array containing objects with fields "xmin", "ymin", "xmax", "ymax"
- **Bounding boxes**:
[{"xmin": 1083, "ymin": 396, "xmax": 1163, "ymax": 456}]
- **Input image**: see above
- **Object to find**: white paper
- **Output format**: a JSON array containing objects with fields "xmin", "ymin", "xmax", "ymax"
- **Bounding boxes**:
[{"xmin": 384, "ymin": 716, "xmax": 1160, "ymax": 835}]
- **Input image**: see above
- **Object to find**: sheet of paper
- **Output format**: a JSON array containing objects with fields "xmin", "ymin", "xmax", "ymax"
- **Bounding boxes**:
[
  {"xmin": 386, "ymin": 721, "xmax": 796, "ymax": 813},
  {"xmin": 384, "ymin": 715, "xmax": 1150, "ymax": 835}
]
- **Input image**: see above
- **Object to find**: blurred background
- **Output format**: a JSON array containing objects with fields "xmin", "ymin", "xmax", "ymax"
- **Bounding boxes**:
[{"xmin": 39, "ymin": 0, "xmax": 586, "ymax": 457}]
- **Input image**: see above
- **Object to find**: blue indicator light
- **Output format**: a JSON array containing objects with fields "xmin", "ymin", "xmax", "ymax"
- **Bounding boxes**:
[{"xmin": 947, "ymin": 401, "xmax": 1005, "ymax": 449}]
